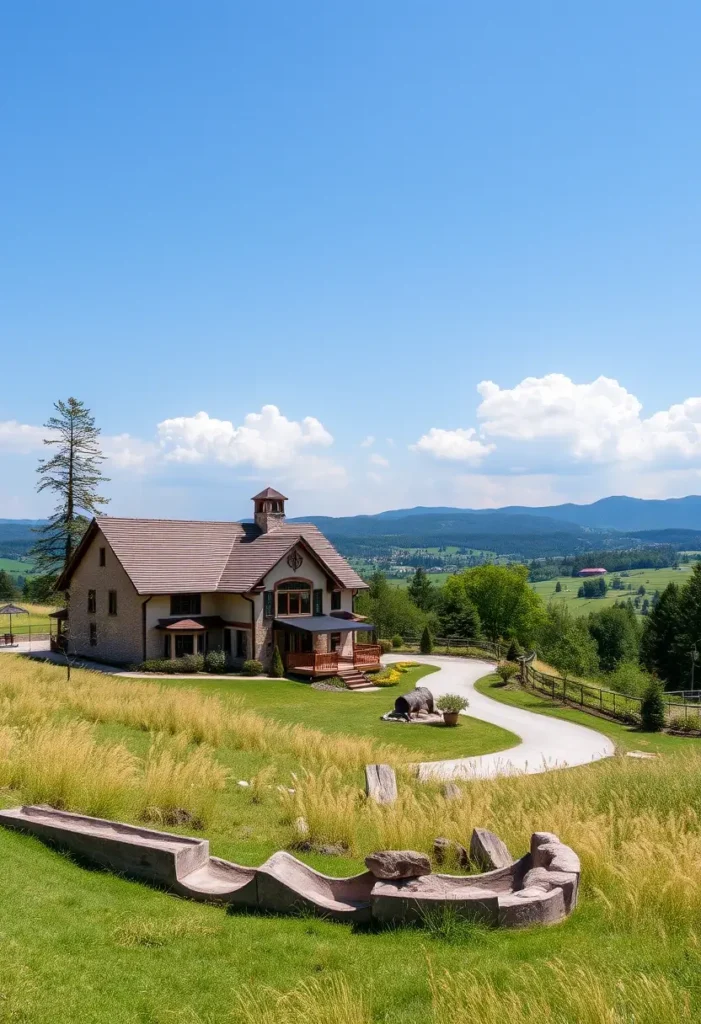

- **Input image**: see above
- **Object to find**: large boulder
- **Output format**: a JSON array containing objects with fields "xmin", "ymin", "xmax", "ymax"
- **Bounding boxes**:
[
  {"xmin": 469, "ymin": 827, "xmax": 513, "ymax": 870},
  {"xmin": 365, "ymin": 850, "xmax": 432, "ymax": 879}
]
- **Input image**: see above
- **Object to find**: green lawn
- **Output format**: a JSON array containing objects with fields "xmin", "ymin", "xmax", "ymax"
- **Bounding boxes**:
[
  {"xmin": 531, "ymin": 564, "xmax": 692, "ymax": 618},
  {"xmin": 0, "ymin": 555, "xmax": 37, "ymax": 575},
  {"xmin": 139, "ymin": 665, "xmax": 519, "ymax": 761},
  {"xmin": 474, "ymin": 673, "xmax": 701, "ymax": 755}
]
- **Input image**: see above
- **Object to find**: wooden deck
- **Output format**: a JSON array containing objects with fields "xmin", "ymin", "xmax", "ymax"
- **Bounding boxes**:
[{"xmin": 285, "ymin": 645, "xmax": 382, "ymax": 678}]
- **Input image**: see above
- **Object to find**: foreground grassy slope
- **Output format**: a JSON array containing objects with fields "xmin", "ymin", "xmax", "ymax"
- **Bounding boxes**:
[{"xmin": 1, "ymin": 656, "xmax": 701, "ymax": 1021}]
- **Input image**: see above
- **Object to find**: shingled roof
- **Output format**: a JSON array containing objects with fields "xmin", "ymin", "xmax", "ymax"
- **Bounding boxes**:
[{"xmin": 58, "ymin": 517, "xmax": 367, "ymax": 595}]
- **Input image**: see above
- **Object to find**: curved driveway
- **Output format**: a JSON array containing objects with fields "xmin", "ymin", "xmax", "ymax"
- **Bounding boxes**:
[{"xmin": 384, "ymin": 654, "xmax": 615, "ymax": 780}]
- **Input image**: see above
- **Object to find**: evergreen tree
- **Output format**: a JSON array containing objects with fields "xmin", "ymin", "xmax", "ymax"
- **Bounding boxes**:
[
  {"xmin": 640, "ymin": 582, "xmax": 683, "ymax": 685},
  {"xmin": 640, "ymin": 680, "xmax": 666, "ymax": 732},
  {"xmin": 407, "ymin": 567, "xmax": 434, "ymax": 611},
  {"xmin": 0, "ymin": 570, "xmax": 15, "ymax": 601},
  {"xmin": 420, "ymin": 624, "xmax": 434, "ymax": 654},
  {"xmin": 270, "ymin": 646, "xmax": 284, "ymax": 678},
  {"xmin": 437, "ymin": 576, "xmax": 481, "ymax": 639},
  {"xmin": 32, "ymin": 398, "xmax": 110, "ymax": 578},
  {"xmin": 555, "ymin": 581, "xmax": 562, "ymax": 593}
]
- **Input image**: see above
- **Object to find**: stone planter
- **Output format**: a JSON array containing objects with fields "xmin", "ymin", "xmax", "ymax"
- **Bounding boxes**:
[{"xmin": 442, "ymin": 710, "xmax": 460, "ymax": 726}]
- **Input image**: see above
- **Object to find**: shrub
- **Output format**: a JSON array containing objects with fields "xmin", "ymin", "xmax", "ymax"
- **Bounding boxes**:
[
  {"xmin": 668, "ymin": 713, "xmax": 699, "ymax": 734},
  {"xmin": 270, "ymin": 646, "xmax": 284, "ymax": 678},
  {"xmin": 139, "ymin": 656, "xmax": 203, "ymax": 675},
  {"xmin": 506, "ymin": 639, "xmax": 522, "ymax": 661},
  {"xmin": 495, "ymin": 661, "xmax": 520, "ymax": 685},
  {"xmin": 378, "ymin": 639, "xmax": 393, "ymax": 654},
  {"xmin": 391, "ymin": 634, "xmax": 403, "ymax": 649},
  {"xmin": 435, "ymin": 693, "xmax": 469, "ymax": 713},
  {"xmin": 180, "ymin": 654, "xmax": 204, "ymax": 673},
  {"xmin": 420, "ymin": 625, "xmax": 434, "ymax": 654},
  {"xmin": 242, "ymin": 659, "xmax": 264, "ymax": 676},
  {"xmin": 640, "ymin": 680, "xmax": 666, "ymax": 732},
  {"xmin": 204, "ymin": 649, "xmax": 226, "ymax": 674}
]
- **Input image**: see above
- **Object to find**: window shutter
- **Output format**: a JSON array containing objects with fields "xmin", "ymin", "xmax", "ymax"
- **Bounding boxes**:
[{"xmin": 313, "ymin": 589, "xmax": 323, "ymax": 615}]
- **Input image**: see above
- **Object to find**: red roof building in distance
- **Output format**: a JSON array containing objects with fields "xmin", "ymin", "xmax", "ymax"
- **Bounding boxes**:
[{"xmin": 577, "ymin": 568, "xmax": 608, "ymax": 577}]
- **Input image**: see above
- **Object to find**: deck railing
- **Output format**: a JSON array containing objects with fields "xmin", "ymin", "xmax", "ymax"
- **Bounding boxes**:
[
  {"xmin": 285, "ymin": 652, "xmax": 339, "ymax": 674},
  {"xmin": 353, "ymin": 644, "xmax": 382, "ymax": 666}
]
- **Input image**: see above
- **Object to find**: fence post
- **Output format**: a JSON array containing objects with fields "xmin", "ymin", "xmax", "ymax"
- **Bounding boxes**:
[{"xmin": 580, "ymin": 684, "xmax": 584, "ymax": 706}]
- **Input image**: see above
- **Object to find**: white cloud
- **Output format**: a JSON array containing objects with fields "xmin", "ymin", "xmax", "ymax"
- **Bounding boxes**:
[
  {"xmin": 360, "ymin": 435, "xmax": 375, "ymax": 448},
  {"xmin": 386, "ymin": 437, "xmax": 395, "ymax": 447},
  {"xmin": 411, "ymin": 427, "xmax": 495, "ymax": 463},
  {"xmin": 102, "ymin": 434, "xmax": 158, "ymax": 471},
  {"xmin": 477, "ymin": 374, "xmax": 701, "ymax": 465},
  {"xmin": 369, "ymin": 452, "xmax": 390, "ymax": 468},
  {"xmin": 157, "ymin": 405, "xmax": 334, "ymax": 468},
  {"xmin": 367, "ymin": 471, "xmax": 383, "ymax": 484},
  {"xmin": 0, "ymin": 420, "xmax": 51, "ymax": 454}
]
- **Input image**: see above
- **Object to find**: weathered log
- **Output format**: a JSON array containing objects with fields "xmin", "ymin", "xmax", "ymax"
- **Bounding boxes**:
[
  {"xmin": 394, "ymin": 686, "xmax": 435, "ymax": 720},
  {"xmin": 469, "ymin": 827, "xmax": 513, "ymax": 870},
  {"xmin": 365, "ymin": 763, "xmax": 398, "ymax": 805}
]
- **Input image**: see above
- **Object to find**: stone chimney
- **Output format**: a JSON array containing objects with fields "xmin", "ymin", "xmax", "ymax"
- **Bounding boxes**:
[{"xmin": 252, "ymin": 487, "xmax": 288, "ymax": 534}]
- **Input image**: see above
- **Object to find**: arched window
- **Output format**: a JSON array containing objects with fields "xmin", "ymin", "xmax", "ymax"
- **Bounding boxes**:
[{"xmin": 276, "ymin": 579, "xmax": 312, "ymax": 616}]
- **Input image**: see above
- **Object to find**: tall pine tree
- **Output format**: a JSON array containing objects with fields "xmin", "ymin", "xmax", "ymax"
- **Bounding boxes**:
[
  {"xmin": 407, "ymin": 567, "xmax": 434, "ymax": 611},
  {"xmin": 32, "ymin": 398, "xmax": 110, "ymax": 581}
]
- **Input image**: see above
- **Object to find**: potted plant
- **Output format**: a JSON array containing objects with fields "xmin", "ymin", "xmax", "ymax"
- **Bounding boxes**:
[{"xmin": 436, "ymin": 693, "xmax": 469, "ymax": 726}]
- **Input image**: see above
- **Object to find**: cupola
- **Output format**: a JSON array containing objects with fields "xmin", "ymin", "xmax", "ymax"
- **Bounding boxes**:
[{"xmin": 252, "ymin": 487, "xmax": 287, "ymax": 534}]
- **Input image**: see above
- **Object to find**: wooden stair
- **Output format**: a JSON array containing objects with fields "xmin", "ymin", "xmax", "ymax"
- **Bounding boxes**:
[{"xmin": 337, "ymin": 660, "xmax": 375, "ymax": 690}]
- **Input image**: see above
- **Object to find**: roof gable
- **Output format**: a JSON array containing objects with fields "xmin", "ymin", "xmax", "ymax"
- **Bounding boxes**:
[{"xmin": 58, "ymin": 517, "xmax": 367, "ymax": 595}]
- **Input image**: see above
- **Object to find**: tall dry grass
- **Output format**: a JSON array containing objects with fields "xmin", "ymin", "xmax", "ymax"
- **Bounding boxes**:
[
  {"xmin": 233, "ymin": 975, "xmax": 371, "ymax": 1024},
  {"xmin": 282, "ymin": 750, "xmax": 701, "ymax": 934},
  {"xmin": 140, "ymin": 734, "xmax": 228, "ymax": 827}
]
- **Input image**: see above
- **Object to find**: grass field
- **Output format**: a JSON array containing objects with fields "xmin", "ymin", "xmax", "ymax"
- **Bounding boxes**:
[
  {"xmin": 0, "ymin": 602, "xmax": 59, "ymax": 632},
  {"xmin": 0, "ymin": 555, "xmax": 36, "ymax": 574},
  {"xmin": 2, "ymin": 655, "xmax": 701, "ymax": 1021},
  {"xmin": 531, "ymin": 564, "xmax": 692, "ymax": 617}
]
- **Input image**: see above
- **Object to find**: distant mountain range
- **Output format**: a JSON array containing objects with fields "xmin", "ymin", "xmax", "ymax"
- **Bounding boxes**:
[
  {"xmin": 352, "ymin": 495, "xmax": 701, "ymax": 532},
  {"xmin": 2, "ymin": 497, "xmax": 701, "ymax": 564}
]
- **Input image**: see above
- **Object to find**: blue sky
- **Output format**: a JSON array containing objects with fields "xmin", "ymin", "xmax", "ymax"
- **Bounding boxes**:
[{"xmin": 4, "ymin": 1, "xmax": 701, "ymax": 521}]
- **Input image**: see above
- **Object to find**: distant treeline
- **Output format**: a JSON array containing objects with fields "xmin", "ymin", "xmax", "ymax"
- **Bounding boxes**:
[
  {"xmin": 325, "ymin": 532, "xmax": 600, "ymax": 560},
  {"xmin": 529, "ymin": 546, "xmax": 679, "ymax": 582}
]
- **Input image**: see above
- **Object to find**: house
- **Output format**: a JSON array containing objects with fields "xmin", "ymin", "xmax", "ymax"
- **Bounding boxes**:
[
  {"xmin": 56, "ymin": 488, "xmax": 379, "ymax": 678},
  {"xmin": 577, "ymin": 568, "xmax": 608, "ymax": 577}
]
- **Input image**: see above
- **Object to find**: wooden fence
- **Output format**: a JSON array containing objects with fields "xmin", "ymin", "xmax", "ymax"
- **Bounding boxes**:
[
  {"xmin": 520, "ymin": 655, "xmax": 701, "ymax": 727},
  {"xmin": 389, "ymin": 633, "xmax": 503, "ymax": 659}
]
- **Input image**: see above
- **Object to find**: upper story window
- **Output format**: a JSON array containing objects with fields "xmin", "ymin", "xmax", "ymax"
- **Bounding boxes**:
[
  {"xmin": 99, "ymin": 547, "xmax": 106, "ymax": 567},
  {"xmin": 108, "ymin": 590, "xmax": 118, "ymax": 616},
  {"xmin": 331, "ymin": 590, "xmax": 342, "ymax": 611},
  {"xmin": 276, "ymin": 580, "xmax": 311, "ymax": 616},
  {"xmin": 87, "ymin": 590, "xmax": 96, "ymax": 614},
  {"xmin": 170, "ymin": 594, "xmax": 201, "ymax": 616}
]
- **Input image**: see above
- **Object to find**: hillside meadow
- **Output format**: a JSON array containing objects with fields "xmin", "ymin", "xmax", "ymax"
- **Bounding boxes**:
[
  {"xmin": 0, "ymin": 655, "xmax": 701, "ymax": 1021},
  {"xmin": 531, "ymin": 564, "xmax": 693, "ymax": 618}
]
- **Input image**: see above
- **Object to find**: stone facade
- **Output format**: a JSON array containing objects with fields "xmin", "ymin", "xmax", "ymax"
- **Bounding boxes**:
[
  {"xmin": 68, "ymin": 529, "xmax": 145, "ymax": 665},
  {"xmin": 67, "ymin": 531, "xmax": 359, "ymax": 669}
]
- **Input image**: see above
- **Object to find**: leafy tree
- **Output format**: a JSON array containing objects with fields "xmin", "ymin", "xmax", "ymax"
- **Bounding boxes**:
[
  {"xmin": 420, "ymin": 625, "xmax": 434, "ymax": 654},
  {"xmin": 555, "ymin": 581, "xmax": 562, "ymax": 593},
  {"xmin": 0, "ymin": 570, "xmax": 16, "ymax": 601},
  {"xmin": 407, "ymin": 567, "xmax": 434, "ymax": 611},
  {"xmin": 588, "ymin": 604, "xmax": 640, "ymax": 673},
  {"xmin": 642, "ymin": 598, "xmax": 650, "ymax": 615},
  {"xmin": 578, "ymin": 585, "xmax": 585, "ymax": 598},
  {"xmin": 458, "ymin": 564, "xmax": 545, "ymax": 645},
  {"xmin": 637, "ymin": 585, "xmax": 646, "ymax": 596},
  {"xmin": 640, "ymin": 680, "xmax": 666, "ymax": 732},
  {"xmin": 548, "ymin": 619, "xmax": 599, "ymax": 682},
  {"xmin": 506, "ymin": 639, "xmax": 522, "ymax": 661},
  {"xmin": 32, "ymin": 398, "xmax": 109, "ymax": 578},
  {"xmin": 23, "ymin": 574, "xmax": 61, "ymax": 604},
  {"xmin": 356, "ymin": 571, "xmax": 428, "ymax": 639},
  {"xmin": 597, "ymin": 576, "xmax": 607, "ymax": 597},
  {"xmin": 436, "ymin": 576, "xmax": 481, "ymax": 639}
]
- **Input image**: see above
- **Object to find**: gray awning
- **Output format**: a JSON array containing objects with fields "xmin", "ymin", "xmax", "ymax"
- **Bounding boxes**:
[{"xmin": 275, "ymin": 616, "xmax": 375, "ymax": 634}]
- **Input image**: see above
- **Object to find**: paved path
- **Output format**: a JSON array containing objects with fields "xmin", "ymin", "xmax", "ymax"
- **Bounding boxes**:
[{"xmin": 384, "ymin": 654, "xmax": 615, "ymax": 780}]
